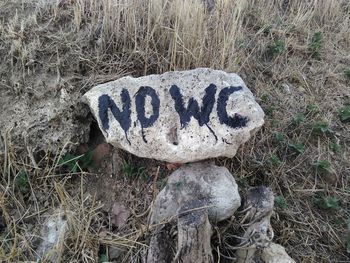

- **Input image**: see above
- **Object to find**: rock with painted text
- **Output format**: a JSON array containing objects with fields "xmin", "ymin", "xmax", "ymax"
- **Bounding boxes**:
[{"xmin": 83, "ymin": 68, "xmax": 264, "ymax": 162}]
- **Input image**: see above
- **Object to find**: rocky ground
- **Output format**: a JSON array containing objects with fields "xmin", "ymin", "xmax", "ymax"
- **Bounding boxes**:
[{"xmin": 0, "ymin": 0, "xmax": 350, "ymax": 262}]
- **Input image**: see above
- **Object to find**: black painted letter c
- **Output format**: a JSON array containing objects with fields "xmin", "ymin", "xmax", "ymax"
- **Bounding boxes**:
[{"xmin": 217, "ymin": 86, "xmax": 249, "ymax": 128}]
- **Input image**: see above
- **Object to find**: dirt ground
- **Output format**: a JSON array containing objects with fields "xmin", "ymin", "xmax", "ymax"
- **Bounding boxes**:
[{"xmin": 0, "ymin": 0, "xmax": 350, "ymax": 262}]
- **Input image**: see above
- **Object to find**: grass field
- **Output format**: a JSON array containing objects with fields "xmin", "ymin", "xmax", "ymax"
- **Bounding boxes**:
[{"xmin": 0, "ymin": 0, "xmax": 350, "ymax": 262}]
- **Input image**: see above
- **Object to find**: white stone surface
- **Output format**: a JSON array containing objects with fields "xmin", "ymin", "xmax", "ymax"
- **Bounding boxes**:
[
  {"xmin": 261, "ymin": 243, "xmax": 296, "ymax": 263},
  {"xmin": 83, "ymin": 68, "xmax": 264, "ymax": 163},
  {"xmin": 150, "ymin": 162, "xmax": 241, "ymax": 223}
]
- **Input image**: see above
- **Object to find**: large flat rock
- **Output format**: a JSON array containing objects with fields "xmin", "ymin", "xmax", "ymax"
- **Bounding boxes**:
[{"xmin": 83, "ymin": 68, "xmax": 264, "ymax": 163}]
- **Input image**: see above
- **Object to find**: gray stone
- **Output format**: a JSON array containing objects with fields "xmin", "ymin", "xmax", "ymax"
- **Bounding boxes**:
[
  {"xmin": 83, "ymin": 68, "xmax": 264, "ymax": 163},
  {"xmin": 150, "ymin": 162, "xmax": 241, "ymax": 224},
  {"xmin": 261, "ymin": 243, "xmax": 296, "ymax": 263}
]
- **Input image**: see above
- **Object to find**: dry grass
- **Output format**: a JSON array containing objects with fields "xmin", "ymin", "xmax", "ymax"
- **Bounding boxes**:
[{"xmin": 0, "ymin": 0, "xmax": 350, "ymax": 262}]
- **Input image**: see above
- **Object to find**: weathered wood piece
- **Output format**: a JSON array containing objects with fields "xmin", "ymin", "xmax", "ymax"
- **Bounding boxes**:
[
  {"xmin": 147, "ymin": 224, "xmax": 174, "ymax": 263},
  {"xmin": 174, "ymin": 200, "xmax": 213, "ymax": 263},
  {"xmin": 235, "ymin": 186, "xmax": 274, "ymax": 263},
  {"xmin": 235, "ymin": 186, "xmax": 295, "ymax": 263}
]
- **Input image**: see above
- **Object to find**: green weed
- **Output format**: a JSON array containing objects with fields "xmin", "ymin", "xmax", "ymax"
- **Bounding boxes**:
[
  {"xmin": 330, "ymin": 141, "xmax": 341, "ymax": 153},
  {"xmin": 81, "ymin": 151, "xmax": 93, "ymax": 168},
  {"xmin": 264, "ymin": 106, "xmax": 276, "ymax": 116},
  {"xmin": 314, "ymin": 194, "xmax": 340, "ymax": 210},
  {"xmin": 98, "ymin": 254, "xmax": 108, "ymax": 263},
  {"xmin": 292, "ymin": 113, "xmax": 305, "ymax": 126},
  {"xmin": 15, "ymin": 170, "xmax": 29, "ymax": 193},
  {"xmin": 309, "ymin": 31, "xmax": 322, "ymax": 60},
  {"xmin": 288, "ymin": 142, "xmax": 304, "ymax": 155},
  {"xmin": 260, "ymin": 93, "xmax": 270, "ymax": 103},
  {"xmin": 274, "ymin": 132, "xmax": 286, "ymax": 144},
  {"xmin": 338, "ymin": 106, "xmax": 350, "ymax": 122},
  {"xmin": 237, "ymin": 177, "xmax": 249, "ymax": 188},
  {"xmin": 313, "ymin": 160, "xmax": 332, "ymax": 174},
  {"xmin": 122, "ymin": 162, "xmax": 146, "ymax": 180},
  {"xmin": 59, "ymin": 153, "xmax": 79, "ymax": 173},
  {"xmin": 306, "ymin": 104, "xmax": 319, "ymax": 114},
  {"xmin": 312, "ymin": 121, "xmax": 332, "ymax": 136},
  {"xmin": 275, "ymin": 195, "xmax": 288, "ymax": 209},
  {"xmin": 58, "ymin": 150, "xmax": 94, "ymax": 173},
  {"xmin": 266, "ymin": 40, "xmax": 285, "ymax": 58},
  {"xmin": 344, "ymin": 68, "xmax": 350, "ymax": 79},
  {"xmin": 267, "ymin": 154, "xmax": 282, "ymax": 167}
]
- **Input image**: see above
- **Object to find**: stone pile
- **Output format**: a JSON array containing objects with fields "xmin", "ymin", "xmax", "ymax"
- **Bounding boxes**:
[{"xmin": 83, "ymin": 68, "xmax": 295, "ymax": 263}]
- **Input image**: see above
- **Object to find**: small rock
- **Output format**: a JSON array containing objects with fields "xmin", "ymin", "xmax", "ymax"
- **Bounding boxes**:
[
  {"xmin": 281, "ymin": 83, "xmax": 291, "ymax": 94},
  {"xmin": 150, "ymin": 162, "xmax": 241, "ymax": 224},
  {"xmin": 83, "ymin": 68, "xmax": 264, "ymax": 163},
  {"xmin": 261, "ymin": 243, "xmax": 296, "ymax": 263}
]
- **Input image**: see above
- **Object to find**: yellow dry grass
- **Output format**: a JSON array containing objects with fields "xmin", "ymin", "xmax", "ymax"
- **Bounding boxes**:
[{"xmin": 0, "ymin": 0, "xmax": 350, "ymax": 262}]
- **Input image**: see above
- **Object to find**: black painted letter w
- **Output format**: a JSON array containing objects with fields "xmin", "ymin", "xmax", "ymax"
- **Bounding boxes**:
[{"xmin": 170, "ymin": 84, "xmax": 218, "ymax": 140}]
